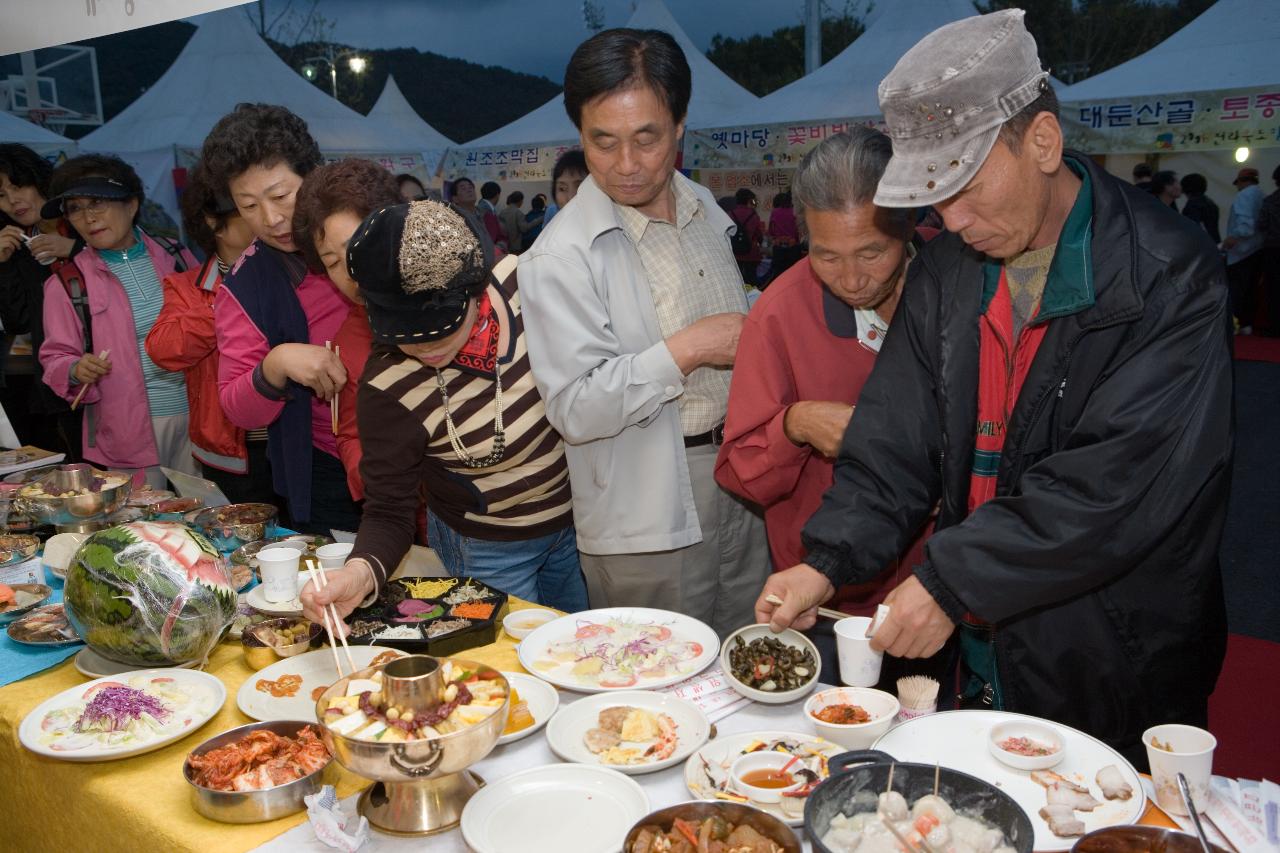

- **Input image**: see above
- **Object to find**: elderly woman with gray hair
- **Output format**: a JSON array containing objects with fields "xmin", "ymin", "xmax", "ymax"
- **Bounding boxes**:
[{"xmin": 714, "ymin": 126, "xmax": 936, "ymax": 620}]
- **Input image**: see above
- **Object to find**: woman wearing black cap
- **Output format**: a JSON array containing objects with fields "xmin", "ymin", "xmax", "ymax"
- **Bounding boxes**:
[
  {"xmin": 39, "ymin": 154, "xmax": 199, "ymax": 486},
  {"xmin": 300, "ymin": 199, "xmax": 588, "ymax": 625}
]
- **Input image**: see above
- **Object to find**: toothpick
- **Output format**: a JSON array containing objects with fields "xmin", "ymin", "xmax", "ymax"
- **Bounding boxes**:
[
  {"xmin": 886, "ymin": 761, "xmax": 895, "ymax": 794},
  {"xmin": 934, "ymin": 762, "xmax": 941, "ymax": 797},
  {"xmin": 70, "ymin": 349, "xmax": 109, "ymax": 411}
]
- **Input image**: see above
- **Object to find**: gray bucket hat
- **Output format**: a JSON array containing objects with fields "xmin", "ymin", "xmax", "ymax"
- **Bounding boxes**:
[{"xmin": 874, "ymin": 9, "xmax": 1050, "ymax": 208}]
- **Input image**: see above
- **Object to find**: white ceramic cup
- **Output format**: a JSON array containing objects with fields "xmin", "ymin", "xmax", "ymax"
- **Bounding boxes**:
[
  {"xmin": 316, "ymin": 542, "xmax": 354, "ymax": 570},
  {"xmin": 834, "ymin": 616, "xmax": 884, "ymax": 687},
  {"xmin": 1143, "ymin": 723, "xmax": 1216, "ymax": 816},
  {"xmin": 257, "ymin": 546, "xmax": 302, "ymax": 603}
]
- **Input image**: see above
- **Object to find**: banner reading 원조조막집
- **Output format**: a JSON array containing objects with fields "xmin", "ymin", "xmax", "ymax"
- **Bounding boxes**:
[
  {"xmin": 1061, "ymin": 85, "xmax": 1280, "ymax": 154},
  {"xmin": 1, "ymin": 0, "xmax": 254, "ymax": 55}
]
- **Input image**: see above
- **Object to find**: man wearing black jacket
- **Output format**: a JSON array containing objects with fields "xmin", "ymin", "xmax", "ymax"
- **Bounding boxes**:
[{"xmin": 755, "ymin": 10, "xmax": 1231, "ymax": 761}]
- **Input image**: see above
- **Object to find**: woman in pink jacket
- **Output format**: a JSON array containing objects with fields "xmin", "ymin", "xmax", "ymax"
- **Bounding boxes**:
[{"xmin": 39, "ymin": 155, "xmax": 199, "ymax": 487}]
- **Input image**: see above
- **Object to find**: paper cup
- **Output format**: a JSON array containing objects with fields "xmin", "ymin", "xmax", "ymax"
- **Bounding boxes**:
[
  {"xmin": 257, "ymin": 546, "xmax": 302, "ymax": 603},
  {"xmin": 834, "ymin": 615, "xmax": 884, "ymax": 687},
  {"xmin": 1143, "ymin": 723, "xmax": 1216, "ymax": 816},
  {"xmin": 315, "ymin": 542, "xmax": 353, "ymax": 570}
]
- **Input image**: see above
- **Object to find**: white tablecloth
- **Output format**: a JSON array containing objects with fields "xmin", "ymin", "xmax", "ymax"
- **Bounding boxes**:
[{"xmin": 255, "ymin": 687, "xmax": 829, "ymax": 853}]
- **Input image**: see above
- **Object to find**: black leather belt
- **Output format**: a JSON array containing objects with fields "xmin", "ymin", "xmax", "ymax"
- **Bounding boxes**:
[{"xmin": 684, "ymin": 422, "xmax": 725, "ymax": 448}]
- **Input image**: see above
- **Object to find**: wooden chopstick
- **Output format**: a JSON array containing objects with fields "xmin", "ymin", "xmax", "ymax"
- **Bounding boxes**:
[
  {"xmin": 311, "ymin": 562, "xmax": 356, "ymax": 674},
  {"xmin": 305, "ymin": 562, "xmax": 348, "ymax": 679},
  {"xmin": 325, "ymin": 341, "xmax": 340, "ymax": 435},
  {"xmin": 70, "ymin": 349, "xmax": 110, "ymax": 411}
]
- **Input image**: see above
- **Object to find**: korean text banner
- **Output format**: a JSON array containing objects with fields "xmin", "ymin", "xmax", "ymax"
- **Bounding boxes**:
[
  {"xmin": 2, "ymin": 0, "xmax": 253, "ymax": 55},
  {"xmin": 685, "ymin": 118, "xmax": 888, "ymax": 171},
  {"xmin": 1063, "ymin": 86, "xmax": 1280, "ymax": 154}
]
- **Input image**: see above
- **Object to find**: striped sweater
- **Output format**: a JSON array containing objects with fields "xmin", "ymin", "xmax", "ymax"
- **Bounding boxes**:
[{"xmin": 350, "ymin": 271, "xmax": 573, "ymax": 584}]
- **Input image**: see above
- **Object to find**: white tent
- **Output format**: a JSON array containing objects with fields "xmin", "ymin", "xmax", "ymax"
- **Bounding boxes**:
[
  {"xmin": 367, "ymin": 74, "xmax": 455, "ymax": 151},
  {"xmin": 1062, "ymin": 0, "xmax": 1279, "ymax": 102},
  {"xmin": 0, "ymin": 109, "xmax": 76, "ymax": 155},
  {"xmin": 745, "ymin": 0, "xmax": 983, "ymax": 126},
  {"xmin": 81, "ymin": 9, "xmax": 402, "ymax": 154},
  {"xmin": 459, "ymin": 0, "xmax": 761, "ymax": 152}
]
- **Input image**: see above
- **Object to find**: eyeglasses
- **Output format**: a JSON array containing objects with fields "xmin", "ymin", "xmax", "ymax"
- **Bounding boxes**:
[{"xmin": 64, "ymin": 198, "xmax": 123, "ymax": 219}]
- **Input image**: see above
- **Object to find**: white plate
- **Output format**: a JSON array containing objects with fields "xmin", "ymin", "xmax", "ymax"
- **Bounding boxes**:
[
  {"xmin": 684, "ymin": 729, "xmax": 846, "ymax": 827},
  {"xmin": 460, "ymin": 763, "xmax": 648, "ymax": 853},
  {"xmin": 19, "ymin": 668, "xmax": 226, "ymax": 762},
  {"xmin": 236, "ymin": 645, "xmax": 406, "ymax": 721},
  {"xmin": 496, "ymin": 671, "xmax": 559, "ymax": 746},
  {"xmin": 244, "ymin": 584, "xmax": 303, "ymax": 616},
  {"xmin": 74, "ymin": 647, "xmax": 201, "ymax": 679},
  {"xmin": 873, "ymin": 710, "xmax": 1146, "ymax": 851},
  {"xmin": 546, "ymin": 689, "xmax": 710, "ymax": 775},
  {"xmin": 517, "ymin": 607, "xmax": 718, "ymax": 693}
]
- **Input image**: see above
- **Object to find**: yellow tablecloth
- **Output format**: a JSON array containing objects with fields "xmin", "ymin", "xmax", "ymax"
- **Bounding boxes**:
[{"xmin": 0, "ymin": 599, "xmax": 541, "ymax": 853}]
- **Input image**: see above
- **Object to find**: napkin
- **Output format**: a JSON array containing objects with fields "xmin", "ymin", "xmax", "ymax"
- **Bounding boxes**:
[{"xmin": 304, "ymin": 785, "xmax": 369, "ymax": 852}]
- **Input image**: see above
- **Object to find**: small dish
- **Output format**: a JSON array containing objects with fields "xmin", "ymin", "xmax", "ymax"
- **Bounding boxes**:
[
  {"xmin": 0, "ymin": 582, "xmax": 53, "ymax": 625},
  {"xmin": 245, "ymin": 583, "xmax": 303, "ymax": 617},
  {"xmin": 720, "ymin": 623, "xmax": 820, "ymax": 704},
  {"xmin": 0, "ymin": 534, "xmax": 40, "ymax": 566},
  {"xmin": 989, "ymin": 718, "xmax": 1066, "ymax": 770},
  {"xmin": 803, "ymin": 686, "xmax": 899, "ymax": 750},
  {"xmin": 729, "ymin": 750, "xmax": 807, "ymax": 804},
  {"xmin": 242, "ymin": 618, "xmax": 323, "ymax": 670},
  {"xmin": 503, "ymin": 607, "xmax": 557, "ymax": 640},
  {"xmin": 496, "ymin": 671, "xmax": 559, "ymax": 745}
]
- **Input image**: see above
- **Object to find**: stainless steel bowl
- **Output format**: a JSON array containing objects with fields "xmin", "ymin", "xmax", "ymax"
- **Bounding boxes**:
[
  {"xmin": 13, "ymin": 465, "xmax": 133, "ymax": 525},
  {"xmin": 0, "ymin": 583, "xmax": 53, "ymax": 625},
  {"xmin": 183, "ymin": 720, "xmax": 332, "ymax": 823},
  {"xmin": 315, "ymin": 656, "xmax": 508, "ymax": 783},
  {"xmin": 623, "ymin": 801, "xmax": 802, "ymax": 852},
  {"xmin": 191, "ymin": 503, "xmax": 279, "ymax": 552},
  {"xmin": 1073, "ymin": 826, "xmax": 1231, "ymax": 853},
  {"xmin": 242, "ymin": 618, "xmax": 324, "ymax": 671}
]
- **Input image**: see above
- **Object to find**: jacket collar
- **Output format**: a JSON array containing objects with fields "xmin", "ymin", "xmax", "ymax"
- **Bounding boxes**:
[
  {"xmin": 577, "ymin": 172, "xmax": 735, "ymax": 246},
  {"xmin": 978, "ymin": 153, "xmax": 1143, "ymax": 330}
]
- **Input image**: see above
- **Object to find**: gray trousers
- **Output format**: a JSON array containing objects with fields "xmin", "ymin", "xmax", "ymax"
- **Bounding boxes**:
[
  {"xmin": 120, "ymin": 413, "xmax": 198, "ymax": 490},
  {"xmin": 578, "ymin": 444, "xmax": 771, "ymax": 638}
]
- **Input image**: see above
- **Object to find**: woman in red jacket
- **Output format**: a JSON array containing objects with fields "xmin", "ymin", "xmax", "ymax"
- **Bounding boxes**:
[
  {"xmin": 144, "ymin": 161, "xmax": 271, "ymax": 504},
  {"xmin": 292, "ymin": 159, "xmax": 402, "ymax": 502}
]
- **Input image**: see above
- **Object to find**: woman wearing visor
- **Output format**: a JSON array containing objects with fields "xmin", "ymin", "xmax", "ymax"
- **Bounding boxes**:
[{"xmin": 301, "ymin": 199, "xmax": 587, "ymax": 626}]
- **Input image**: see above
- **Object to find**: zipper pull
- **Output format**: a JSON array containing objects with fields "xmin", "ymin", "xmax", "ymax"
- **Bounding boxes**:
[{"xmin": 1057, "ymin": 378, "xmax": 1066, "ymax": 399}]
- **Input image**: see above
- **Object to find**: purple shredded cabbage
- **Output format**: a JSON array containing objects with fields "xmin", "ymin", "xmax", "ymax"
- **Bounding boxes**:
[{"xmin": 75, "ymin": 686, "xmax": 171, "ymax": 732}]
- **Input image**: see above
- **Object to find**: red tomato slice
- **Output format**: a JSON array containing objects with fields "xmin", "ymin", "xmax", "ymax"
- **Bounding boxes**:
[
  {"xmin": 598, "ymin": 673, "xmax": 638, "ymax": 688},
  {"xmin": 575, "ymin": 624, "xmax": 614, "ymax": 640}
]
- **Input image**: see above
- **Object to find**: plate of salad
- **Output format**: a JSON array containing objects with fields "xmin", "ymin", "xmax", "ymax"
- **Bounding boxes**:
[
  {"xmin": 518, "ymin": 607, "xmax": 719, "ymax": 693},
  {"xmin": 18, "ymin": 669, "xmax": 226, "ymax": 762}
]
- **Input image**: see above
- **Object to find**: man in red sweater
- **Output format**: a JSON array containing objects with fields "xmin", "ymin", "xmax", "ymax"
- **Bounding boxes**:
[{"xmin": 716, "ymin": 128, "xmax": 933, "ymax": 617}]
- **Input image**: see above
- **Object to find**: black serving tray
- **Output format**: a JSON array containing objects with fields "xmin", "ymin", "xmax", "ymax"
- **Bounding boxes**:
[{"xmin": 345, "ymin": 576, "xmax": 508, "ymax": 656}]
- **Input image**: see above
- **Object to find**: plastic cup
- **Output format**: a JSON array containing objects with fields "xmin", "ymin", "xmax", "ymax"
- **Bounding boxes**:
[
  {"xmin": 316, "ymin": 542, "xmax": 353, "ymax": 570},
  {"xmin": 834, "ymin": 616, "xmax": 883, "ymax": 687},
  {"xmin": 257, "ymin": 546, "xmax": 302, "ymax": 603},
  {"xmin": 1143, "ymin": 723, "xmax": 1216, "ymax": 816}
]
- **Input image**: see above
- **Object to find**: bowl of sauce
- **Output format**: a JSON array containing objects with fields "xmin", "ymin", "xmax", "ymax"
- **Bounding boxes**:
[{"xmin": 730, "ymin": 750, "xmax": 806, "ymax": 803}]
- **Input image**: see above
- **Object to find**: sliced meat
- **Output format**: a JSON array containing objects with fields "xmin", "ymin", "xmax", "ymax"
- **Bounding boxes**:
[
  {"xmin": 1047, "ymin": 783, "xmax": 1102, "ymax": 812},
  {"xmin": 598, "ymin": 705, "xmax": 633, "ymax": 734},
  {"xmin": 1031, "ymin": 769, "xmax": 1089, "ymax": 794},
  {"xmin": 584, "ymin": 727, "xmax": 621, "ymax": 754},
  {"xmin": 1039, "ymin": 805, "xmax": 1086, "ymax": 838},
  {"xmin": 1096, "ymin": 765, "xmax": 1134, "ymax": 800}
]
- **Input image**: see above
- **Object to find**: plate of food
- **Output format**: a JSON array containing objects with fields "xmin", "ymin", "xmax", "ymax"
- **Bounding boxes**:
[
  {"xmin": 0, "ymin": 534, "xmax": 39, "ymax": 567},
  {"xmin": 18, "ymin": 668, "xmax": 226, "ymax": 761},
  {"xmin": 497, "ymin": 671, "xmax": 559, "ymax": 746},
  {"xmin": 518, "ymin": 607, "xmax": 719, "ymax": 693},
  {"xmin": 0, "ymin": 582, "xmax": 52, "ymax": 624},
  {"xmin": 684, "ymin": 729, "xmax": 846, "ymax": 827},
  {"xmin": 343, "ymin": 576, "xmax": 508, "ymax": 657},
  {"xmin": 460, "ymin": 763, "xmax": 649, "ymax": 853},
  {"xmin": 546, "ymin": 690, "xmax": 710, "ymax": 775},
  {"xmin": 6, "ymin": 603, "xmax": 81, "ymax": 645},
  {"xmin": 236, "ymin": 645, "xmax": 406, "ymax": 722},
  {"xmin": 872, "ymin": 710, "xmax": 1145, "ymax": 850}
]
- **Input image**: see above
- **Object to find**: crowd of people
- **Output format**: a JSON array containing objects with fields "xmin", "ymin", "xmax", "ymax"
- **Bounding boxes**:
[{"xmin": 0, "ymin": 9, "xmax": 1253, "ymax": 765}]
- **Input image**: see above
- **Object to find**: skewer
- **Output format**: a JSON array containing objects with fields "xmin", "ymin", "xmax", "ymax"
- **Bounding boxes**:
[
  {"xmin": 880, "ymin": 815, "xmax": 923, "ymax": 853},
  {"xmin": 934, "ymin": 762, "xmax": 941, "ymax": 797},
  {"xmin": 305, "ymin": 562, "xmax": 348, "ymax": 679},
  {"xmin": 886, "ymin": 761, "xmax": 895, "ymax": 794},
  {"xmin": 70, "ymin": 349, "xmax": 110, "ymax": 411},
  {"xmin": 311, "ymin": 562, "xmax": 356, "ymax": 673}
]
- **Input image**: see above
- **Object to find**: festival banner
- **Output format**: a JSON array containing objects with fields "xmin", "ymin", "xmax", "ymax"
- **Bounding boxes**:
[
  {"xmin": 443, "ymin": 142, "xmax": 580, "ymax": 183},
  {"xmin": 685, "ymin": 117, "xmax": 888, "ymax": 172},
  {"xmin": 1062, "ymin": 86, "xmax": 1280, "ymax": 154}
]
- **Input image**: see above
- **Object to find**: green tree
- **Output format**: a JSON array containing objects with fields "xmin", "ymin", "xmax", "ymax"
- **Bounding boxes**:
[
  {"xmin": 979, "ymin": 0, "xmax": 1217, "ymax": 83},
  {"xmin": 707, "ymin": 10, "xmax": 865, "ymax": 96}
]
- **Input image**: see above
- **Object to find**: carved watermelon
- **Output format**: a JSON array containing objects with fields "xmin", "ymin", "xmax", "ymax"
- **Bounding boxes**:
[{"xmin": 64, "ymin": 521, "xmax": 236, "ymax": 666}]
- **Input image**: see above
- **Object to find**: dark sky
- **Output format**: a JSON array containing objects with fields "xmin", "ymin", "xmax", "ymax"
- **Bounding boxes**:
[{"xmin": 241, "ymin": 0, "xmax": 849, "ymax": 81}]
